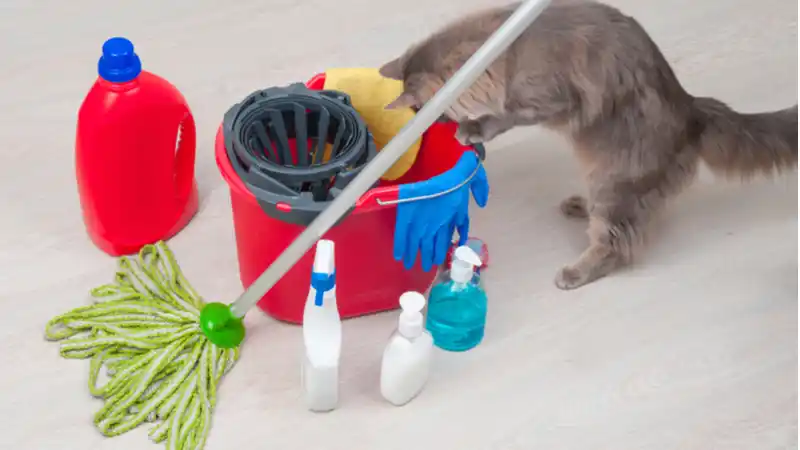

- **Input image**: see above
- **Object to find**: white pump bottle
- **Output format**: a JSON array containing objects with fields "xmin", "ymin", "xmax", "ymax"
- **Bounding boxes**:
[
  {"xmin": 380, "ymin": 291, "xmax": 434, "ymax": 406},
  {"xmin": 301, "ymin": 239, "xmax": 342, "ymax": 412}
]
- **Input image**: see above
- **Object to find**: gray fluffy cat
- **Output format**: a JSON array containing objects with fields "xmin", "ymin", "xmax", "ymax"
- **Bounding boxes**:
[{"xmin": 378, "ymin": 0, "xmax": 797, "ymax": 290}]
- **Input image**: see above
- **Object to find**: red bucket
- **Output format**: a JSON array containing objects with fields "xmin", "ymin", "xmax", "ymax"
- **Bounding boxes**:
[{"xmin": 215, "ymin": 73, "xmax": 478, "ymax": 323}]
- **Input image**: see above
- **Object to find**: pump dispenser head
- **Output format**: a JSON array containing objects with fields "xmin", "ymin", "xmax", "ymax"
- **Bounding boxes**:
[
  {"xmin": 450, "ymin": 245, "xmax": 482, "ymax": 284},
  {"xmin": 398, "ymin": 291, "xmax": 426, "ymax": 338}
]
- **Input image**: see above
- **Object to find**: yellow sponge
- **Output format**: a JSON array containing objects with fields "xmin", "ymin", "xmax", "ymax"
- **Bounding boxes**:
[{"xmin": 323, "ymin": 67, "xmax": 421, "ymax": 181}]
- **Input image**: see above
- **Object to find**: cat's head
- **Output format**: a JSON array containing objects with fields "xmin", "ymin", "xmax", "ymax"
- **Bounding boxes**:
[
  {"xmin": 378, "ymin": 49, "xmax": 448, "ymax": 117},
  {"xmin": 378, "ymin": 13, "xmax": 509, "ymax": 121}
]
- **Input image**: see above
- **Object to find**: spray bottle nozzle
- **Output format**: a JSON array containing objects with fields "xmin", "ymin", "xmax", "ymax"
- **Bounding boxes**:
[
  {"xmin": 310, "ymin": 240, "xmax": 336, "ymax": 306},
  {"xmin": 311, "ymin": 271, "xmax": 336, "ymax": 306},
  {"xmin": 450, "ymin": 245, "xmax": 482, "ymax": 284},
  {"xmin": 398, "ymin": 291, "xmax": 426, "ymax": 338}
]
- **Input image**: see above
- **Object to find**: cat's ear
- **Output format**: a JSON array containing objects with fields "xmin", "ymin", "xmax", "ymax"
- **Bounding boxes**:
[
  {"xmin": 384, "ymin": 92, "xmax": 415, "ymax": 110},
  {"xmin": 379, "ymin": 58, "xmax": 403, "ymax": 80}
]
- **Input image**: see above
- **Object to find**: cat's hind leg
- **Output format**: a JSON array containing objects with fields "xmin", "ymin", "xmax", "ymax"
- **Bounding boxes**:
[
  {"xmin": 554, "ymin": 182, "xmax": 655, "ymax": 290},
  {"xmin": 554, "ymin": 215, "xmax": 628, "ymax": 290}
]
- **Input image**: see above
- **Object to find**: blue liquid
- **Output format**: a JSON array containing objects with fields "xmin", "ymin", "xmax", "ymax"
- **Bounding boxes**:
[{"xmin": 425, "ymin": 282, "xmax": 487, "ymax": 352}]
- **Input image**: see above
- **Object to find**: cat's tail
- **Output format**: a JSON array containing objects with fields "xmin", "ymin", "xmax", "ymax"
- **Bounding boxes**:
[{"xmin": 692, "ymin": 97, "xmax": 797, "ymax": 179}]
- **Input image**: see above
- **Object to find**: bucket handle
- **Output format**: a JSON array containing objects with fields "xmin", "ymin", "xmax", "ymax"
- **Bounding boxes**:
[
  {"xmin": 361, "ymin": 144, "xmax": 486, "ymax": 209},
  {"xmin": 374, "ymin": 159, "xmax": 484, "ymax": 206}
]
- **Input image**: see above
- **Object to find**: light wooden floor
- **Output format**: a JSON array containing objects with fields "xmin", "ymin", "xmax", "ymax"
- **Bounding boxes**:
[{"xmin": 0, "ymin": 0, "xmax": 797, "ymax": 449}]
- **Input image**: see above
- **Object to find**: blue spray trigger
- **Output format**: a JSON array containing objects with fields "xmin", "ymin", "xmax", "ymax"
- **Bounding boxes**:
[{"xmin": 310, "ymin": 271, "xmax": 336, "ymax": 306}]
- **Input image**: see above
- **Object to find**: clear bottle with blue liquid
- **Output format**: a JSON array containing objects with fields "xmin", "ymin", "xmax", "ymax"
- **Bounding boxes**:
[{"xmin": 425, "ymin": 245, "xmax": 487, "ymax": 351}]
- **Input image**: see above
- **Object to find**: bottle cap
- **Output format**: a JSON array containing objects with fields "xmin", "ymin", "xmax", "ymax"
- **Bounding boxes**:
[
  {"xmin": 311, "ymin": 240, "xmax": 336, "ymax": 306},
  {"xmin": 450, "ymin": 245, "xmax": 482, "ymax": 284},
  {"xmin": 398, "ymin": 291, "xmax": 426, "ymax": 338},
  {"xmin": 98, "ymin": 37, "xmax": 142, "ymax": 83}
]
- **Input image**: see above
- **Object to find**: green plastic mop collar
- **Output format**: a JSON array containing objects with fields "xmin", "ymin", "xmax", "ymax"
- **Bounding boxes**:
[{"xmin": 199, "ymin": 302, "xmax": 245, "ymax": 349}]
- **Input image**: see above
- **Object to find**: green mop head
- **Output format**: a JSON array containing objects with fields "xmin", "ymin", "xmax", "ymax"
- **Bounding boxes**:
[{"xmin": 45, "ymin": 242, "xmax": 244, "ymax": 450}]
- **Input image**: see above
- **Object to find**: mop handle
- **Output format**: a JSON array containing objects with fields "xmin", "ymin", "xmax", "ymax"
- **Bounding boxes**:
[{"xmin": 229, "ymin": 0, "xmax": 552, "ymax": 319}]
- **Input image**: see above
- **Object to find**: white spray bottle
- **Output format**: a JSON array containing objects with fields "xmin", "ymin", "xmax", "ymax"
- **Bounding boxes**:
[
  {"xmin": 380, "ymin": 291, "xmax": 434, "ymax": 406},
  {"xmin": 301, "ymin": 239, "xmax": 341, "ymax": 412}
]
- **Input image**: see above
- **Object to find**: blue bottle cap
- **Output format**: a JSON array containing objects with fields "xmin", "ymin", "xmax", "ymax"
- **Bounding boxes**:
[{"xmin": 97, "ymin": 37, "xmax": 142, "ymax": 83}]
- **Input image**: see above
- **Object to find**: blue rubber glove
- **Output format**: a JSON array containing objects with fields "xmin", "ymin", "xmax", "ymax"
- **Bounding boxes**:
[{"xmin": 394, "ymin": 151, "xmax": 489, "ymax": 272}]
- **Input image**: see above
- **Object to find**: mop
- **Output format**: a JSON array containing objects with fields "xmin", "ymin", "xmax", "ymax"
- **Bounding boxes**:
[{"xmin": 44, "ymin": 0, "xmax": 552, "ymax": 448}]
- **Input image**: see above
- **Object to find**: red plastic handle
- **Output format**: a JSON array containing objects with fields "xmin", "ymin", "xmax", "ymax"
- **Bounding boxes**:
[
  {"xmin": 356, "ymin": 185, "xmax": 399, "ymax": 212},
  {"xmin": 174, "ymin": 110, "xmax": 196, "ymax": 203}
]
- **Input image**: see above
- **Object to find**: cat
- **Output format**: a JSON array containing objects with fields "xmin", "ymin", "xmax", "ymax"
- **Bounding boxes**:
[{"xmin": 378, "ymin": 0, "xmax": 798, "ymax": 290}]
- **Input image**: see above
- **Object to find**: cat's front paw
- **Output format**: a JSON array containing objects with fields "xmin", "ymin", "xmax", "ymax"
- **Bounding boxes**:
[
  {"xmin": 554, "ymin": 265, "xmax": 589, "ymax": 290},
  {"xmin": 456, "ymin": 120, "xmax": 486, "ymax": 145}
]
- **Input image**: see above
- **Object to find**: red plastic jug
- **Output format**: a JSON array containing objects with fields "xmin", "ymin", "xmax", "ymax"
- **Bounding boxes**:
[{"xmin": 75, "ymin": 37, "xmax": 198, "ymax": 256}]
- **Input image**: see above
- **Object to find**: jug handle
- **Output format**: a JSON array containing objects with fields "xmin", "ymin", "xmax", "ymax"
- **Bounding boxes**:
[{"xmin": 174, "ymin": 110, "xmax": 196, "ymax": 203}]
